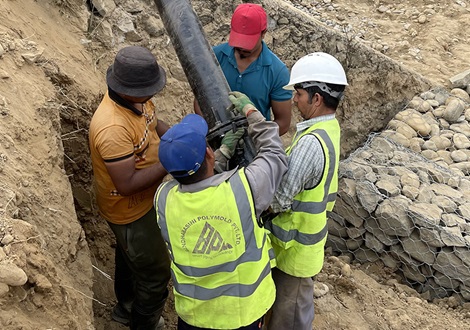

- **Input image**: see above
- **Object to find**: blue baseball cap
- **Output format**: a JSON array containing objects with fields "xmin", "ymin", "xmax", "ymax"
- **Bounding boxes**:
[{"xmin": 159, "ymin": 114, "xmax": 208, "ymax": 177}]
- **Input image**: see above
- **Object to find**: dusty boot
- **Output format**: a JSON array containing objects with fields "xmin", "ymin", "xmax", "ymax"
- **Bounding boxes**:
[
  {"xmin": 111, "ymin": 302, "xmax": 131, "ymax": 326},
  {"xmin": 157, "ymin": 316, "xmax": 165, "ymax": 330},
  {"xmin": 130, "ymin": 305, "xmax": 165, "ymax": 330}
]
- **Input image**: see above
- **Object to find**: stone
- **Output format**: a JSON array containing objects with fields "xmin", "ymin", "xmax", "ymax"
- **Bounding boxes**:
[
  {"xmin": 22, "ymin": 48, "xmax": 44, "ymax": 64},
  {"xmin": 402, "ymin": 231, "xmax": 437, "ymax": 264},
  {"xmin": 419, "ymin": 228, "xmax": 444, "ymax": 248},
  {"xmin": 430, "ymin": 183, "xmax": 464, "ymax": 200},
  {"xmin": 340, "ymin": 162, "xmax": 374, "ymax": 181},
  {"xmin": 333, "ymin": 198, "xmax": 365, "ymax": 228},
  {"xmin": 381, "ymin": 130, "xmax": 411, "ymax": 148},
  {"xmin": 0, "ymin": 283, "xmax": 8, "ymax": 297},
  {"xmin": 375, "ymin": 196, "xmax": 413, "ymax": 236},
  {"xmin": 455, "ymin": 247, "xmax": 470, "ymax": 268},
  {"xmin": 402, "ymin": 185, "xmax": 420, "ymax": 200},
  {"xmin": 407, "ymin": 203, "xmax": 442, "ymax": 228},
  {"xmin": 443, "ymin": 98, "xmax": 466, "ymax": 123},
  {"xmin": 399, "ymin": 170, "xmax": 420, "ymax": 188},
  {"xmin": 429, "ymin": 135, "xmax": 452, "ymax": 150},
  {"xmin": 328, "ymin": 218, "xmax": 348, "ymax": 238},
  {"xmin": 451, "ymin": 150, "xmax": 468, "ymax": 162},
  {"xmin": 369, "ymin": 136, "xmax": 396, "ymax": 157},
  {"xmin": 381, "ymin": 253, "xmax": 399, "ymax": 270},
  {"xmin": 1, "ymin": 234, "xmax": 14, "ymax": 245},
  {"xmin": 345, "ymin": 237, "xmax": 363, "ymax": 250},
  {"xmin": 364, "ymin": 218, "xmax": 399, "ymax": 246},
  {"xmin": 436, "ymin": 150, "xmax": 453, "ymax": 165},
  {"xmin": 314, "ymin": 282, "xmax": 330, "ymax": 298},
  {"xmin": 422, "ymin": 140, "xmax": 438, "ymax": 151},
  {"xmin": 356, "ymin": 181, "xmax": 383, "ymax": 213},
  {"xmin": 0, "ymin": 263, "xmax": 27, "ymax": 286},
  {"xmin": 433, "ymin": 248, "xmax": 470, "ymax": 283},
  {"xmin": 395, "ymin": 109, "xmax": 432, "ymax": 136},
  {"xmin": 449, "ymin": 162, "xmax": 470, "ymax": 175},
  {"xmin": 33, "ymin": 274, "xmax": 53, "ymax": 292},
  {"xmin": 422, "ymin": 149, "xmax": 439, "ymax": 160},
  {"xmin": 431, "ymin": 195, "xmax": 457, "ymax": 213},
  {"xmin": 326, "ymin": 234, "xmax": 348, "ymax": 253},
  {"xmin": 354, "ymin": 248, "xmax": 380, "ymax": 263},
  {"xmin": 449, "ymin": 68, "xmax": 470, "ymax": 89},
  {"xmin": 387, "ymin": 119, "xmax": 417, "ymax": 139},
  {"xmin": 402, "ymin": 263, "xmax": 426, "ymax": 283},
  {"xmin": 458, "ymin": 203, "xmax": 470, "ymax": 219},
  {"xmin": 440, "ymin": 227, "xmax": 467, "ymax": 247},
  {"xmin": 141, "ymin": 14, "xmax": 165, "ymax": 37},
  {"xmin": 409, "ymin": 97, "xmax": 433, "ymax": 113},
  {"xmin": 338, "ymin": 178, "xmax": 358, "ymax": 206},
  {"xmin": 88, "ymin": 0, "xmax": 116, "ymax": 17},
  {"xmin": 450, "ymin": 88, "xmax": 470, "ymax": 103},
  {"xmin": 453, "ymin": 133, "xmax": 470, "ymax": 149},
  {"xmin": 375, "ymin": 180, "xmax": 400, "ymax": 197},
  {"xmin": 450, "ymin": 122, "xmax": 470, "ymax": 137},
  {"xmin": 346, "ymin": 226, "xmax": 366, "ymax": 239}
]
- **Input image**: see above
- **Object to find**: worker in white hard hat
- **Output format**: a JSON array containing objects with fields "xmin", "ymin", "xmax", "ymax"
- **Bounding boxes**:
[{"xmin": 265, "ymin": 52, "xmax": 348, "ymax": 330}]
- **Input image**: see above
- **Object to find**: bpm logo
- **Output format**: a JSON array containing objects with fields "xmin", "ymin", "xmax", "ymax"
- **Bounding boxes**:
[{"xmin": 193, "ymin": 222, "xmax": 233, "ymax": 255}]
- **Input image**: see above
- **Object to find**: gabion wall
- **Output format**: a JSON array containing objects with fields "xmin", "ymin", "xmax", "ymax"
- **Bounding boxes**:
[{"xmin": 329, "ymin": 86, "xmax": 470, "ymax": 302}]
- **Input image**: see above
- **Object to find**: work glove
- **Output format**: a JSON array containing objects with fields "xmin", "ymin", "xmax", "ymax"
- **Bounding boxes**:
[
  {"xmin": 219, "ymin": 128, "xmax": 245, "ymax": 159},
  {"xmin": 228, "ymin": 92, "xmax": 257, "ymax": 117}
]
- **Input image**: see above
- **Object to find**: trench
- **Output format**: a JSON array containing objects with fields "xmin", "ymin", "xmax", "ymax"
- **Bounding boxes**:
[{"xmin": 54, "ymin": 81, "xmax": 178, "ymax": 329}]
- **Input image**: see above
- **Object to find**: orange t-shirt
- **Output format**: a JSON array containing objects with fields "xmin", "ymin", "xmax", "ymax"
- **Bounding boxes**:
[{"xmin": 89, "ymin": 93, "xmax": 161, "ymax": 224}]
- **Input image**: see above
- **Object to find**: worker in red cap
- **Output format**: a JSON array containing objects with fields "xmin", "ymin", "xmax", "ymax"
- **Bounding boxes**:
[{"xmin": 196, "ymin": 3, "xmax": 292, "ymax": 136}]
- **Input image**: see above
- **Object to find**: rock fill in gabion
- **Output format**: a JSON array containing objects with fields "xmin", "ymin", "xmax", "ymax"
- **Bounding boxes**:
[{"xmin": 329, "ymin": 86, "xmax": 470, "ymax": 302}]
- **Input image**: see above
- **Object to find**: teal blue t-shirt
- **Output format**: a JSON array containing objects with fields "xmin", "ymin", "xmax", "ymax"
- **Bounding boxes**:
[{"xmin": 213, "ymin": 42, "xmax": 292, "ymax": 120}]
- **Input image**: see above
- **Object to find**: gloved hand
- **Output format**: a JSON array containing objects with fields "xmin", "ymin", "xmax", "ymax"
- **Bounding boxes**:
[
  {"xmin": 219, "ymin": 128, "xmax": 245, "ymax": 159},
  {"xmin": 228, "ymin": 92, "xmax": 257, "ymax": 116}
]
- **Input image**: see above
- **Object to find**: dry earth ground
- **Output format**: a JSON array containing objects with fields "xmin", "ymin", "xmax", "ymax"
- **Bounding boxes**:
[{"xmin": 0, "ymin": 0, "xmax": 470, "ymax": 329}]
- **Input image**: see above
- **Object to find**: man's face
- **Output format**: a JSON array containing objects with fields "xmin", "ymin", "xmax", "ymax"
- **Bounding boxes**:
[
  {"xmin": 293, "ymin": 88, "xmax": 315, "ymax": 120},
  {"xmin": 234, "ymin": 36, "xmax": 263, "ymax": 59},
  {"xmin": 123, "ymin": 95, "xmax": 154, "ymax": 104}
]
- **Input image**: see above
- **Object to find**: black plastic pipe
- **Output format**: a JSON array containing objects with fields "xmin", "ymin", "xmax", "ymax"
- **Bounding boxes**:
[
  {"xmin": 153, "ymin": 0, "xmax": 232, "ymax": 129},
  {"xmin": 153, "ymin": 0, "xmax": 255, "ymax": 165}
]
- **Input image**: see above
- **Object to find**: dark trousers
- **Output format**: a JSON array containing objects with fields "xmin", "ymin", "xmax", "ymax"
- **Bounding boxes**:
[
  {"xmin": 108, "ymin": 207, "xmax": 171, "ymax": 329},
  {"xmin": 267, "ymin": 268, "xmax": 314, "ymax": 330},
  {"xmin": 178, "ymin": 317, "xmax": 263, "ymax": 330}
]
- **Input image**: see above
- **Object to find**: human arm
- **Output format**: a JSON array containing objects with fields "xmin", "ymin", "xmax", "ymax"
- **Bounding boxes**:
[
  {"xmin": 213, "ymin": 92, "xmax": 258, "ymax": 173},
  {"xmin": 95, "ymin": 125, "xmax": 167, "ymax": 196},
  {"xmin": 270, "ymin": 63, "xmax": 293, "ymax": 136},
  {"xmin": 156, "ymin": 119, "xmax": 170, "ymax": 138},
  {"xmin": 241, "ymin": 111, "xmax": 288, "ymax": 218},
  {"xmin": 271, "ymin": 99, "xmax": 292, "ymax": 136},
  {"xmin": 105, "ymin": 157, "xmax": 167, "ymax": 196},
  {"xmin": 270, "ymin": 136, "xmax": 324, "ymax": 213},
  {"xmin": 193, "ymin": 98, "xmax": 203, "ymax": 117}
]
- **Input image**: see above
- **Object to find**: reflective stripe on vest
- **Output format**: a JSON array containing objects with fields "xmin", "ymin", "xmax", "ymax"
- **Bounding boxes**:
[
  {"xmin": 173, "ymin": 261, "xmax": 271, "ymax": 300},
  {"xmin": 267, "ymin": 120, "xmax": 340, "ymax": 277},
  {"xmin": 272, "ymin": 129, "xmax": 336, "ymax": 246},
  {"xmin": 155, "ymin": 170, "xmax": 276, "ymax": 328},
  {"xmin": 157, "ymin": 173, "xmax": 266, "ymax": 278},
  {"xmin": 156, "ymin": 170, "xmax": 271, "ymax": 297}
]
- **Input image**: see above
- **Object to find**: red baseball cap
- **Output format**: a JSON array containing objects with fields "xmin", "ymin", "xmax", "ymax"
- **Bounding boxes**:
[{"xmin": 229, "ymin": 3, "xmax": 267, "ymax": 50}]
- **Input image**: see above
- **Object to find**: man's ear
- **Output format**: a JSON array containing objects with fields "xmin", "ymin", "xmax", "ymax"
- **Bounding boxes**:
[
  {"xmin": 206, "ymin": 146, "xmax": 215, "ymax": 162},
  {"xmin": 314, "ymin": 93, "xmax": 323, "ymax": 107}
]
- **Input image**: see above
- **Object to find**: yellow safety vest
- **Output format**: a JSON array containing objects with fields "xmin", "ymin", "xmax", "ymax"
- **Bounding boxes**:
[
  {"xmin": 267, "ymin": 119, "xmax": 340, "ymax": 278},
  {"xmin": 155, "ymin": 169, "xmax": 275, "ymax": 329}
]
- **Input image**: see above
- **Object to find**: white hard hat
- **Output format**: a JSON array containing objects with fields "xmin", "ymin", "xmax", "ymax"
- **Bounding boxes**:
[{"xmin": 284, "ymin": 52, "xmax": 348, "ymax": 90}]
